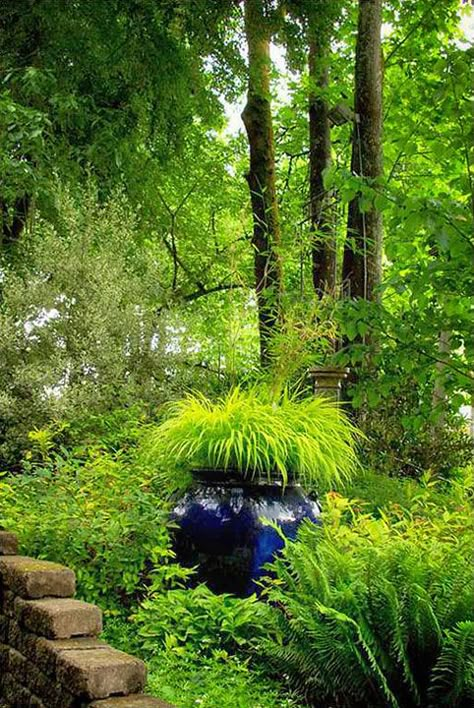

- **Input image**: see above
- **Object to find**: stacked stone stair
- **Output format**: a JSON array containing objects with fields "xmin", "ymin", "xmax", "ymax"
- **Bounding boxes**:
[{"xmin": 0, "ymin": 531, "xmax": 173, "ymax": 707}]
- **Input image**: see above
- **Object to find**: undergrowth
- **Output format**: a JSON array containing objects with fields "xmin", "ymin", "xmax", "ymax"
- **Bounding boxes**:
[{"xmin": 262, "ymin": 481, "xmax": 474, "ymax": 707}]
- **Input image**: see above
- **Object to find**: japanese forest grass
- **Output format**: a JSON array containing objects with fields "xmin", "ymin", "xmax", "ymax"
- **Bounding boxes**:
[{"xmin": 145, "ymin": 386, "xmax": 361, "ymax": 492}]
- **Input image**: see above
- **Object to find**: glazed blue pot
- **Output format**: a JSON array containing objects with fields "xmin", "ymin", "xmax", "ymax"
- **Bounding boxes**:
[{"xmin": 171, "ymin": 469, "xmax": 321, "ymax": 596}]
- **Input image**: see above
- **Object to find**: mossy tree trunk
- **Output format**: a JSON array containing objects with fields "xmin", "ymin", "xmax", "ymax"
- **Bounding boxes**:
[
  {"xmin": 342, "ymin": 0, "xmax": 383, "ymax": 301},
  {"xmin": 1, "ymin": 195, "xmax": 31, "ymax": 249},
  {"xmin": 0, "ymin": 7, "xmax": 37, "ymax": 252},
  {"xmin": 242, "ymin": 0, "xmax": 282, "ymax": 366},
  {"xmin": 308, "ymin": 28, "xmax": 335, "ymax": 298}
]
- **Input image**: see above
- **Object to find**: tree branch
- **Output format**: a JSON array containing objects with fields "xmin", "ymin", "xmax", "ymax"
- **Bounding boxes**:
[
  {"xmin": 384, "ymin": 0, "xmax": 440, "ymax": 68},
  {"xmin": 343, "ymin": 314, "xmax": 474, "ymax": 383},
  {"xmin": 183, "ymin": 282, "xmax": 245, "ymax": 303},
  {"xmin": 156, "ymin": 281, "xmax": 246, "ymax": 315}
]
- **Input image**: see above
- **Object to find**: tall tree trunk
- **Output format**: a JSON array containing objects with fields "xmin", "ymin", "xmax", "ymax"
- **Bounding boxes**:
[
  {"xmin": 309, "ymin": 31, "xmax": 335, "ymax": 297},
  {"xmin": 432, "ymin": 329, "xmax": 450, "ymax": 427},
  {"xmin": 1, "ymin": 195, "xmax": 31, "ymax": 250},
  {"xmin": 0, "ymin": 4, "xmax": 40, "ymax": 253},
  {"xmin": 342, "ymin": 0, "xmax": 383, "ymax": 301},
  {"xmin": 242, "ymin": 0, "xmax": 282, "ymax": 366}
]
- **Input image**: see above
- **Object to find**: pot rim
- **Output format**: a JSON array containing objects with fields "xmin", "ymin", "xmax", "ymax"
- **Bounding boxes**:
[{"xmin": 191, "ymin": 467, "xmax": 300, "ymax": 488}]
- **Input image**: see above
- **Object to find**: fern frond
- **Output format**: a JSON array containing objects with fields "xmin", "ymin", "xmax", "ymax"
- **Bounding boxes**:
[{"xmin": 428, "ymin": 621, "xmax": 474, "ymax": 706}]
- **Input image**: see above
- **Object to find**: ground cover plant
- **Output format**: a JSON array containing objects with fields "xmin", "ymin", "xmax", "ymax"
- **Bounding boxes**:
[{"xmin": 132, "ymin": 586, "xmax": 303, "ymax": 707}]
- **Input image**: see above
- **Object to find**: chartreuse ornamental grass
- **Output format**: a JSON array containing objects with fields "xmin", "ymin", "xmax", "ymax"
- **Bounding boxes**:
[{"xmin": 146, "ymin": 386, "xmax": 360, "ymax": 489}]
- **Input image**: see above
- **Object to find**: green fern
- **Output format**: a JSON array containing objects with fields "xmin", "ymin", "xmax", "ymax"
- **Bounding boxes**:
[
  {"xmin": 428, "ymin": 622, "xmax": 474, "ymax": 706},
  {"xmin": 261, "ymin": 495, "xmax": 474, "ymax": 707}
]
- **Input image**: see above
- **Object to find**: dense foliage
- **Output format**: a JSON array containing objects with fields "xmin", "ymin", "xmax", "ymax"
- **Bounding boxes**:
[
  {"xmin": 1, "ymin": 0, "xmax": 473, "ymax": 706},
  {"xmin": 2, "ymin": 434, "xmax": 472, "ymax": 705},
  {"xmin": 135, "ymin": 585, "xmax": 274, "ymax": 658},
  {"xmin": 0, "ymin": 411, "xmax": 175, "ymax": 608}
]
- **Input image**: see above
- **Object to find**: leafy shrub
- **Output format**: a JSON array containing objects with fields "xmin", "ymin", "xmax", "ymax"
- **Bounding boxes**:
[
  {"xmin": 145, "ymin": 386, "xmax": 360, "ymax": 489},
  {"xmin": 21, "ymin": 406, "xmax": 156, "ymax": 472},
  {"xmin": 263, "ymin": 492, "xmax": 474, "ymax": 707},
  {"xmin": 108, "ymin": 595, "xmax": 301, "ymax": 708},
  {"xmin": 360, "ymin": 392, "xmax": 474, "ymax": 478},
  {"xmin": 344, "ymin": 468, "xmax": 417, "ymax": 513},
  {"xmin": 64, "ymin": 405, "xmax": 152, "ymax": 456},
  {"xmin": 0, "ymin": 445, "xmax": 177, "ymax": 609},
  {"xmin": 134, "ymin": 584, "xmax": 276, "ymax": 659},
  {"xmin": 344, "ymin": 467, "xmax": 474, "ymax": 517}
]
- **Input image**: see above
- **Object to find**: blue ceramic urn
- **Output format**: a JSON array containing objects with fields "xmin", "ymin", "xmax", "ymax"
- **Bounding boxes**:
[{"xmin": 171, "ymin": 470, "xmax": 321, "ymax": 596}]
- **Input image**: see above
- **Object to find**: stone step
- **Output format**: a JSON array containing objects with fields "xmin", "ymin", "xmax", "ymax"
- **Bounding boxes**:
[
  {"xmin": 35, "ymin": 636, "xmax": 109, "ymax": 676},
  {"xmin": 15, "ymin": 598, "xmax": 102, "ymax": 639},
  {"xmin": 56, "ymin": 646, "xmax": 147, "ymax": 700},
  {"xmin": 0, "ymin": 533, "xmax": 18, "ymax": 556},
  {"xmin": 0, "ymin": 556, "xmax": 75, "ymax": 599},
  {"xmin": 0, "ymin": 533, "xmax": 173, "ymax": 707},
  {"xmin": 89, "ymin": 697, "xmax": 175, "ymax": 707}
]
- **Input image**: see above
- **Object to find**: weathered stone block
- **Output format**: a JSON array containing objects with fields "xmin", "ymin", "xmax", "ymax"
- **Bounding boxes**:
[
  {"xmin": 6, "ymin": 646, "xmax": 27, "ymax": 678},
  {"xmin": 89, "ymin": 697, "xmax": 175, "ymax": 707},
  {"xmin": 28, "ymin": 698, "xmax": 46, "ymax": 708},
  {"xmin": 15, "ymin": 597, "xmax": 102, "ymax": 639},
  {"xmin": 2, "ymin": 657, "xmax": 75, "ymax": 708},
  {"xmin": 7, "ymin": 616, "xmax": 24, "ymax": 650},
  {"xmin": 0, "ymin": 556, "xmax": 75, "ymax": 599},
  {"xmin": 56, "ymin": 646, "xmax": 146, "ymax": 699},
  {"xmin": 5, "ymin": 645, "xmax": 51, "ymax": 702},
  {"xmin": 7, "ymin": 617, "xmax": 38, "ymax": 661},
  {"xmin": 42, "ymin": 692, "xmax": 76, "ymax": 708},
  {"xmin": 35, "ymin": 636, "xmax": 109, "ymax": 675},
  {"xmin": 0, "ymin": 641, "xmax": 9, "ymax": 671},
  {"xmin": 0, "ymin": 532, "xmax": 18, "ymax": 556},
  {"xmin": 0, "ymin": 614, "xmax": 8, "ymax": 642},
  {"xmin": 1, "ymin": 591, "xmax": 16, "ymax": 617},
  {"xmin": 26, "ymin": 664, "xmax": 76, "ymax": 708},
  {"xmin": 2, "ymin": 673, "xmax": 33, "ymax": 707}
]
